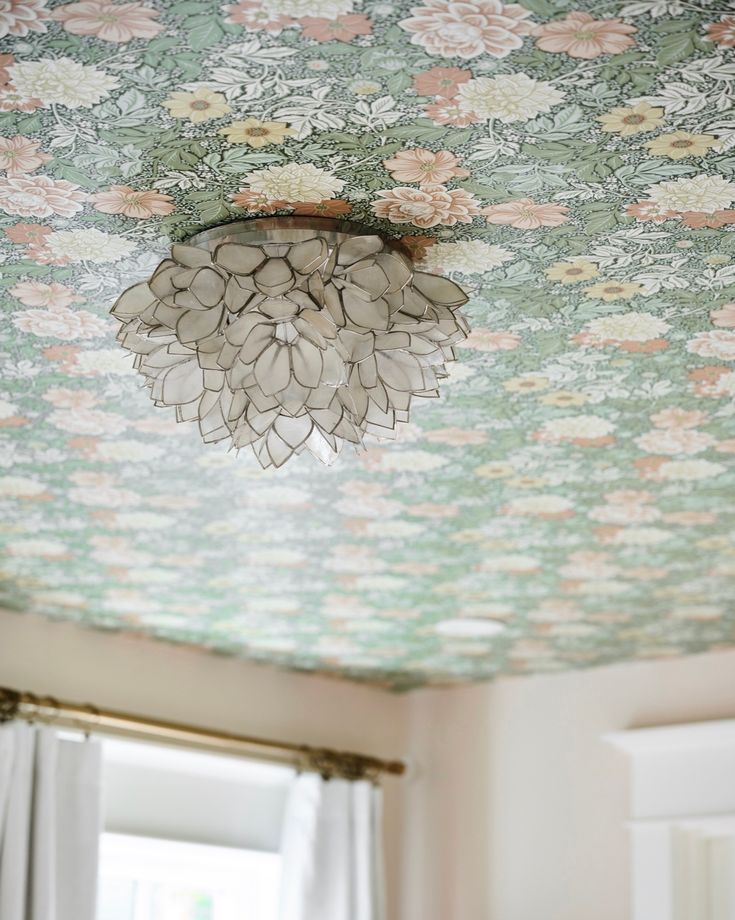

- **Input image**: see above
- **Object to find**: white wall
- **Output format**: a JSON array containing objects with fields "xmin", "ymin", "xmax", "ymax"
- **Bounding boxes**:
[
  {"xmin": 0, "ymin": 609, "xmax": 410, "ymax": 919},
  {"xmin": 401, "ymin": 648, "xmax": 735, "ymax": 920},
  {"xmin": 5, "ymin": 606, "xmax": 735, "ymax": 920}
]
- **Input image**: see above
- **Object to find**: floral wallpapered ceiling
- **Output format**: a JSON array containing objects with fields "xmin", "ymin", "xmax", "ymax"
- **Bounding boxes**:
[{"xmin": 1, "ymin": 0, "xmax": 735, "ymax": 690}]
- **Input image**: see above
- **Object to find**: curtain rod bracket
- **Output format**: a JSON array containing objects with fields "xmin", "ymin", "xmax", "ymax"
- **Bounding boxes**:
[{"xmin": 301, "ymin": 746, "xmax": 384, "ymax": 782}]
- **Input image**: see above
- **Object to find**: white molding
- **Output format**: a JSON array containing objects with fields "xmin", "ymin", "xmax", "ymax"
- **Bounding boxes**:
[
  {"xmin": 604, "ymin": 719, "xmax": 735, "ymax": 755},
  {"xmin": 605, "ymin": 718, "xmax": 735, "ymax": 920}
]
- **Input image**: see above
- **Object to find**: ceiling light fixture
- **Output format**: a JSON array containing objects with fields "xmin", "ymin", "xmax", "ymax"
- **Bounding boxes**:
[{"xmin": 111, "ymin": 218, "xmax": 469, "ymax": 469}]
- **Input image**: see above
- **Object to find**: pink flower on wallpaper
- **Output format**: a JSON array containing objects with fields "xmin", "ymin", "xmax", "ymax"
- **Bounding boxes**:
[
  {"xmin": 0, "ymin": 136, "xmax": 51, "ymax": 175},
  {"xmin": 413, "ymin": 66, "xmax": 471, "ymax": 98},
  {"xmin": 635, "ymin": 428, "xmax": 716, "ymax": 456},
  {"xmin": 589, "ymin": 490, "xmax": 662, "ymax": 524},
  {"xmin": 223, "ymin": 0, "xmax": 294, "ymax": 34},
  {"xmin": 0, "ymin": 52, "xmax": 13, "ymax": 83},
  {"xmin": 680, "ymin": 210, "xmax": 735, "ymax": 228},
  {"xmin": 371, "ymin": 186, "xmax": 480, "ymax": 228},
  {"xmin": 400, "ymin": 0, "xmax": 533, "ymax": 59},
  {"xmin": 300, "ymin": 14, "xmax": 372, "ymax": 42},
  {"xmin": 663, "ymin": 511, "xmax": 717, "ymax": 526},
  {"xmin": 10, "ymin": 280, "xmax": 81, "ymax": 309},
  {"xmin": 559, "ymin": 551, "xmax": 619, "ymax": 580},
  {"xmin": 23, "ymin": 243, "xmax": 67, "ymax": 265},
  {"xmin": 711, "ymin": 303, "xmax": 735, "ymax": 327},
  {"xmin": 0, "ymin": 86, "xmax": 42, "ymax": 113},
  {"xmin": 608, "ymin": 489, "xmax": 656, "ymax": 506},
  {"xmin": 688, "ymin": 365, "xmax": 735, "ymax": 399},
  {"xmin": 589, "ymin": 503, "xmax": 661, "ymax": 525},
  {"xmin": 51, "ymin": 0, "xmax": 162, "ymax": 41},
  {"xmin": 230, "ymin": 189, "xmax": 288, "ymax": 213},
  {"xmin": 423, "ymin": 99, "xmax": 479, "ymax": 126},
  {"xmin": 68, "ymin": 471, "xmax": 137, "ymax": 507},
  {"xmin": 482, "ymin": 198, "xmax": 570, "ymax": 229},
  {"xmin": 13, "ymin": 307, "xmax": 108, "ymax": 340},
  {"xmin": 625, "ymin": 200, "xmax": 678, "ymax": 223},
  {"xmin": 48, "ymin": 406, "xmax": 129, "ymax": 436},
  {"xmin": 0, "ymin": 0, "xmax": 49, "ymax": 37},
  {"xmin": 459, "ymin": 328, "xmax": 521, "ymax": 351},
  {"xmin": 90, "ymin": 185, "xmax": 175, "ymax": 218},
  {"xmin": 650, "ymin": 407, "xmax": 708, "ymax": 429},
  {"xmin": 5, "ymin": 221, "xmax": 50, "ymax": 244},
  {"xmin": 687, "ymin": 330, "xmax": 735, "ymax": 361},
  {"xmin": 292, "ymin": 199, "xmax": 352, "ymax": 217},
  {"xmin": 706, "ymin": 15, "xmax": 735, "ymax": 47},
  {"xmin": 383, "ymin": 148, "xmax": 469, "ymax": 187},
  {"xmin": 0, "ymin": 175, "xmax": 86, "ymax": 218},
  {"xmin": 399, "ymin": 234, "xmax": 435, "ymax": 262},
  {"xmin": 42, "ymin": 386, "xmax": 98, "ymax": 410},
  {"xmin": 534, "ymin": 11, "xmax": 637, "ymax": 59}
]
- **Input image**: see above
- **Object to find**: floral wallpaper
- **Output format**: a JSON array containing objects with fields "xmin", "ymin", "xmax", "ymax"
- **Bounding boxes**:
[{"xmin": 1, "ymin": 0, "xmax": 735, "ymax": 689}]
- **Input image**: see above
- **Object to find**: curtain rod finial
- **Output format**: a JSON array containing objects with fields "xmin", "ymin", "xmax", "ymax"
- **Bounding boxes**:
[{"xmin": 0, "ymin": 687, "xmax": 21, "ymax": 723}]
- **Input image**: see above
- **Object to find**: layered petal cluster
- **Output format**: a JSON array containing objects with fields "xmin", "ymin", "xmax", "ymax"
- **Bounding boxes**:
[{"xmin": 111, "ymin": 233, "xmax": 469, "ymax": 468}]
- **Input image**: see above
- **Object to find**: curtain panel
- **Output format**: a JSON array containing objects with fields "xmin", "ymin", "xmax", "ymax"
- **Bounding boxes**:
[
  {"xmin": 279, "ymin": 773, "xmax": 385, "ymax": 920},
  {"xmin": 0, "ymin": 722, "xmax": 103, "ymax": 920}
]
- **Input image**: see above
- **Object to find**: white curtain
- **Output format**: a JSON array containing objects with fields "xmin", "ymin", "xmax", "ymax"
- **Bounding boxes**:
[
  {"xmin": 0, "ymin": 722, "xmax": 102, "ymax": 920},
  {"xmin": 278, "ymin": 773, "xmax": 385, "ymax": 920}
]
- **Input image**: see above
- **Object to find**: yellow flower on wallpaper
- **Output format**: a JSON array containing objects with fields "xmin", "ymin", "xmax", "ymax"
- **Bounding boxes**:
[
  {"xmin": 219, "ymin": 118, "xmax": 295, "ymax": 148},
  {"xmin": 474, "ymin": 462, "xmax": 515, "ymax": 479},
  {"xmin": 545, "ymin": 259, "xmax": 598, "ymax": 283},
  {"xmin": 644, "ymin": 130, "xmax": 719, "ymax": 160},
  {"xmin": 539, "ymin": 391, "xmax": 590, "ymax": 408},
  {"xmin": 503, "ymin": 375, "xmax": 550, "ymax": 393},
  {"xmin": 584, "ymin": 281, "xmax": 644, "ymax": 301},
  {"xmin": 162, "ymin": 88, "xmax": 231, "ymax": 123},
  {"xmin": 598, "ymin": 102, "xmax": 664, "ymax": 136},
  {"xmin": 507, "ymin": 476, "xmax": 549, "ymax": 488}
]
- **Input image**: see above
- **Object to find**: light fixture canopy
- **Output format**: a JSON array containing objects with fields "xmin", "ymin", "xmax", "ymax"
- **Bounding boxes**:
[{"xmin": 111, "ymin": 218, "xmax": 469, "ymax": 469}]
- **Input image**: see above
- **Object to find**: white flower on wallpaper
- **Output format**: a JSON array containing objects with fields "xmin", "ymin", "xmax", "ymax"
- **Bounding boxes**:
[
  {"xmin": 8, "ymin": 58, "xmax": 119, "ymax": 108},
  {"xmin": 648, "ymin": 459, "xmax": 726, "ymax": 481},
  {"xmin": 0, "ymin": 399, "xmax": 18, "ymax": 419},
  {"xmin": 0, "ymin": 476, "xmax": 48, "ymax": 499},
  {"xmin": 537, "ymin": 415, "xmax": 616, "ymax": 443},
  {"xmin": 44, "ymin": 229, "xmax": 136, "ymax": 263},
  {"xmin": 243, "ymin": 163, "xmax": 345, "ymax": 201},
  {"xmin": 457, "ymin": 74, "xmax": 565, "ymax": 123},
  {"xmin": 648, "ymin": 175, "xmax": 735, "ymax": 213},
  {"xmin": 399, "ymin": 0, "xmax": 533, "ymax": 59},
  {"xmin": 419, "ymin": 240, "xmax": 514, "ymax": 274},
  {"xmin": 64, "ymin": 349, "xmax": 135, "ymax": 377},
  {"xmin": 584, "ymin": 313, "xmax": 670, "ymax": 343},
  {"xmin": 6, "ymin": 539, "xmax": 69, "ymax": 558},
  {"xmin": 263, "ymin": 0, "xmax": 353, "ymax": 16}
]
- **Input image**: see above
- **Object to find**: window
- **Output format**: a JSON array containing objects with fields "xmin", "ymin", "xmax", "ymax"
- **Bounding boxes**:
[
  {"xmin": 97, "ymin": 738, "xmax": 294, "ymax": 920},
  {"xmin": 97, "ymin": 834, "xmax": 280, "ymax": 920}
]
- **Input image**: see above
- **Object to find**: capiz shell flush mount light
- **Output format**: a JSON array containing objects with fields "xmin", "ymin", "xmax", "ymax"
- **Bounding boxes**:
[{"xmin": 111, "ymin": 217, "xmax": 470, "ymax": 470}]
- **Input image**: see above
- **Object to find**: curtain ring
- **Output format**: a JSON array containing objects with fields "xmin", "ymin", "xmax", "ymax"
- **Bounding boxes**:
[
  {"xmin": 24, "ymin": 691, "xmax": 40, "ymax": 725},
  {"xmin": 83, "ymin": 702, "xmax": 100, "ymax": 740}
]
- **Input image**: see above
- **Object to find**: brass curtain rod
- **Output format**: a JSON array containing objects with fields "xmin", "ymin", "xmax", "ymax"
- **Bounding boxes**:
[{"xmin": 0, "ymin": 687, "xmax": 405, "ymax": 782}]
